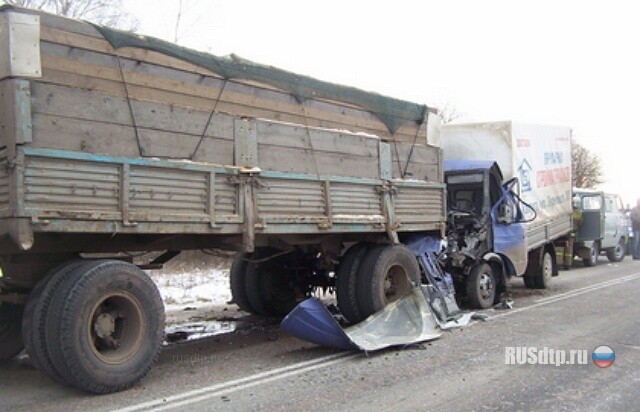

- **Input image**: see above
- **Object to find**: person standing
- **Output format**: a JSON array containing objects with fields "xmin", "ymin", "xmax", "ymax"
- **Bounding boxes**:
[{"xmin": 630, "ymin": 199, "xmax": 640, "ymax": 260}]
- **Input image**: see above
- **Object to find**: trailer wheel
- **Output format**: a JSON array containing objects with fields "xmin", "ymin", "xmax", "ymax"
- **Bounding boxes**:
[
  {"xmin": 583, "ymin": 242, "xmax": 599, "ymax": 267},
  {"xmin": 46, "ymin": 260, "xmax": 164, "ymax": 394},
  {"xmin": 356, "ymin": 245, "xmax": 420, "ymax": 319},
  {"xmin": 229, "ymin": 253, "xmax": 258, "ymax": 314},
  {"xmin": 0, "ymin": 303, "xmax": 23, "ymax": 362},
  {"xmin": 336, "ymin": 243, "xmax": 370, "ymax": 324},
  {"xmin": 245, "ymin": 251, "xmax": 298, "ymax": 317},
  {"xmin": 466, "ymin": 263, "xmax": 496, "ymax": 309},
  {"xmin": 606, "ymin": 238, "xmax": 626, "ymax": 263},
  {"xmin": 22, "ymin": 260, "xmax": 86, "ymax": 383}
]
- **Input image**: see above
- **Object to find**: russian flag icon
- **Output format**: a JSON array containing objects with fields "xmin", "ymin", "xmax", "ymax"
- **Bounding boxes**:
[{"xmin": 592, "ymin": 345, "xmax": 615, "ymax": 368}]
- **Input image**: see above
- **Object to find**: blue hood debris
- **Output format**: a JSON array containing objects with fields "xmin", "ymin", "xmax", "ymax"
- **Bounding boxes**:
[{"xmin": 282, "ymin": 237, "xmax": 476, "ymax": 352}]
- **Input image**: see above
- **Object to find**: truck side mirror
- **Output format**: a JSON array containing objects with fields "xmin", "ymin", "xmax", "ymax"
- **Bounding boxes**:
[{"xmin": 497, "ymin": 203, "xmax": 514, "ymax": 224}]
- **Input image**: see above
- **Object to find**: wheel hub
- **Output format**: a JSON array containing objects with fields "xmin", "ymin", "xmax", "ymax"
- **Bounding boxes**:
[
  {"xmin": 479, "ymin": 273, "xmax": 493, "ymax": 299},
  {"xmin": 94, "ymin": 313, "xmax": 116, "ymax": 339},
  {"xmin": 88, "ymin": 294, "xmax": 143, "ymax": 364},
  {"xmin": 384, "ymin": 265, "xmax": 410, "ymax": 302}
]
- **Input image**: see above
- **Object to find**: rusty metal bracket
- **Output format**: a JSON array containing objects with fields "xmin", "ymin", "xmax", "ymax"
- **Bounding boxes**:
[
  {"xmin": 239, "ymin": 168, "xmax": 262, "ymax": 253},
  {"xmin": 378, "ymin": 183, "xmax": 400, "ymax": 244}
]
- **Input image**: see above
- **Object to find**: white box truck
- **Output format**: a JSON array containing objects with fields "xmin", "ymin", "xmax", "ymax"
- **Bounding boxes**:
[{"xmin": 440, "ymin": 121, "xmax": 573, "ymax": 307}]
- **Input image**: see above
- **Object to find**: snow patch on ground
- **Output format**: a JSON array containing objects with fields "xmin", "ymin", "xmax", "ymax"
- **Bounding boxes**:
[{"xmin": 149, "ymin": 269, "xmax": 232, "ymax": 312}]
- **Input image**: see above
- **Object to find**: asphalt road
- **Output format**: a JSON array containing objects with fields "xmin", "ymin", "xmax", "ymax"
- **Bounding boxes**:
[{"xmin": 2, "ymin": 257, "xmax": 639, "ymax": 412}]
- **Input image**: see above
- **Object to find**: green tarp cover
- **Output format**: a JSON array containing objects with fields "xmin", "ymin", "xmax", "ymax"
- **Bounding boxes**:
[{"xmin": 91, "ymin": 25, "xmax": 428, "ymax": 134}]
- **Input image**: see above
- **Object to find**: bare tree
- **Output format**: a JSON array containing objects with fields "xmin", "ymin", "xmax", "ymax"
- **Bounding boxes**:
[
  {"xmin": 1, "ymin": 0, "xmax": 138, "ymax": 31},
  {"xmin": 572, "ymin": 140, "xmax": 603, "ymax": 188},
  {"xmin": 437, "ymin": 102, "xmax": 464, "ymax": 124},
  {"xmin": 172, "ymin": 0, "xmax": 205, "ymax": 44}
]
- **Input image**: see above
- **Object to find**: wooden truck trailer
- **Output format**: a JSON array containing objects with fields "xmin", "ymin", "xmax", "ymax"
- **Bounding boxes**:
[{"xmin": 0, "ymin": 6, "xmax": 445, "ymax": 393}]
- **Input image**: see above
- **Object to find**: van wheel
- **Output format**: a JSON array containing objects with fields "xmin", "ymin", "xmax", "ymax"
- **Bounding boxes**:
[
  {"xmin": 466, "ymin": 263, "xmax": 496, "ymax": 309},
  {"xmin": 606, "ymin": 239, "xmax": 626, "ymax": 262},
  {"xmin": 46, "ymin": 260, "xmax": 165, "ymax": 394},
  {"xmin": 583, "ymin": 243, "xmax": 599, "ymax": 267},
  {"xmin": 336, "ymin": 243, "xmax": 370, "ymax": 324},
  {"xmin": 0, "ymin": 303, "xmax": 23, "ymax": 362},
  {"xmin": 356, "ymin": 245, "xmax": 420, "ymax": 319}
]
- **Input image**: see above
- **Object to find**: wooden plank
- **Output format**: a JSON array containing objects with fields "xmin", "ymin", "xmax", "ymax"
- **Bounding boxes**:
[
  {"xmin": 395, "ymin": 164, "xmax": 441, "ymax": 182},
  {"xmin": 39, "ymin": 12, "xmax": 104, "ymax": 39},
  {"xmin": 258, "ymin": 145, "xmax": 380, "ymax": 179},
  {"xmin": 191, "ymin": 137, "xmax": 235, "ymax": 165},
  {"xmin": 38, "ymin": 38, "xmax": 423, "ymax": 142},
  {"xmin": 255, "ymin": 121, "xmax": 380, "ymax": 158},
  {"xmin": 40, "ymin": 52, "xmax": 409, "ymax": 140},
  {"xmin": 32, "ymin": 113, "xmax": 141, "ymax": 157},
  {"xmin": 41, "ymin": 26, "xmax": 220, "ymax": 77},
  {"xmin": 31, "ymin": 81, "xmax": 429, "ymax": 176},
  {"xmin": 31, "ymin": 82, "xmax": 235, "ymax": 139},
  {"xmin": 391, "ymin": 144, "xmax": 440, "ymax": 165}
]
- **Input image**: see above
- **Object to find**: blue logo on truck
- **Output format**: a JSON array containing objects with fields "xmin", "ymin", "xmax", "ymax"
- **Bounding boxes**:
[{"xmin": 517, "ymin": 159, "xmax": 533, "ymax": 192}]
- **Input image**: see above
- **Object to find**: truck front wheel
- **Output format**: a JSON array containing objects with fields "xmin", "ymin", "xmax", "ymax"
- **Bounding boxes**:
[
  {"xmin": 0, "ymin": 303, "xmax": 23, "ymax": 362},
  {"xmin": 466, "ymin": 263, "xmax": 496, "ymax": 309}
]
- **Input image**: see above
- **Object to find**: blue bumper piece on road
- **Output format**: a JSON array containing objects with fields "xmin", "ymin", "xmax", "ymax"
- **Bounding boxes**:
[
  {"xmin": 280, "ymin": 298, "xmax": 357, "ymax": 351},
  {"xmin": 281, "ymin": 287, "xmax": 443, "ymax": 352}
]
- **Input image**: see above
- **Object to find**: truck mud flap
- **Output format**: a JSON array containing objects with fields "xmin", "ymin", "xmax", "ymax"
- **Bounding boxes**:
[{"xmin": 281, "ymin": 286, "xmax": 442, "ymax": 352}]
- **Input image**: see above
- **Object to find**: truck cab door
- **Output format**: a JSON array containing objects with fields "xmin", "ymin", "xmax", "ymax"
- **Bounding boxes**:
[
  {"xmin": 575, "ymin": 194, "xmax": 604, "ymax": 242},
  {"xmin": 491, "ymin": 176, "xmax": 528, "ymax": 275}
]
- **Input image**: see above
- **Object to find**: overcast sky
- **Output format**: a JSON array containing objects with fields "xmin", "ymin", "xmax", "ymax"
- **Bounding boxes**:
[{"xmin": 123, "ymin": 0, "xmax": 640, "ymax": 205}]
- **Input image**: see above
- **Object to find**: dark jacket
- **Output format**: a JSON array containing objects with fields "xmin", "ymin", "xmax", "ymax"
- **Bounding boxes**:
[{"xmin": 630, "ymin": 207, "xmax": 640, "ymax": 231}]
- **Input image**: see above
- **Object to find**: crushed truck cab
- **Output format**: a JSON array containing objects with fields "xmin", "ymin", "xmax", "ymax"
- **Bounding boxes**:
[{"xmin": 443, "ymin": 160, "xmax": 529, "ymax": 308}]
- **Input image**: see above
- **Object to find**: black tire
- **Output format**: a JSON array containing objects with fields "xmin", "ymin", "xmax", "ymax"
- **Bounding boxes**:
[
  {"xmin": 46, "ymin": 260, "xmax": 165, "ymax": 394},
  {"xmin": 466, "ymin": 263, "xmax": 496, "ymax": 309},
  {"xmin": 22, "ymin": 259, "xmax": 86, "ymax": 384},
  {"xmin": 532, "ymin": 250, "xmax": 553, "ymax": 289},
  {"xmin": 0, "ymin": 303, "xmax": 24, "ymax": 362},
  {"xmin": 335, "ymin": 243, "xmax": 370, "ymax": 324},
  {"xmin": 229, "ymin": 253, "xmax": 258, "ymax": 314},
  {"xmin": 356, "ymin": 245, "xmax": 420, "ymax": 319},
  {"xmin": 583, "ymin": 242, "xmax": 599, "ymax": 267},
  {"xmin": 606, "ymin": 238, "xmax": 626, "ymax": 263},
  {"xmin": 523, "ymin": 275, "xmax": 536, "ymax": 289},
  {"xmin": 245, "ymin": 250, "xmax": 298, "ymax": 317}
]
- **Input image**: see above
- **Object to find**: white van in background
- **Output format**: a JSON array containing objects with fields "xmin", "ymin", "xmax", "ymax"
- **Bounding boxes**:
[{"xmin": 573, "ymin": 189, "xmax": 630, "ymax": 266}]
